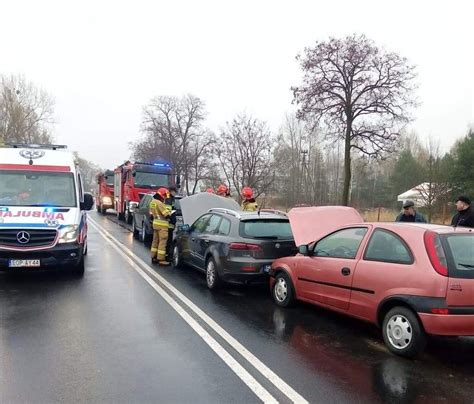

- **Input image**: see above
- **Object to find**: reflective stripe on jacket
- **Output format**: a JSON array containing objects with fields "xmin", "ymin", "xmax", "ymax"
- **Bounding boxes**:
[{"xmin": 150, "ymin": 199, "xmax": 171, "ymax": 229}]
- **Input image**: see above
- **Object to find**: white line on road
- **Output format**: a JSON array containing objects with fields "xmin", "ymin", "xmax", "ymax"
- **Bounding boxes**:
[
  {"xmin": 89, "ymin": 218, "xmax": 308, "ymax": 404},
  {"xmin": 89, "ymin": 219, "xmax": 278, "ymax": 404}
]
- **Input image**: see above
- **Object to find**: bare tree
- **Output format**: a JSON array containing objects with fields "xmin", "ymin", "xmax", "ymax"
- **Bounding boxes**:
[
  {"xmin": 415, "ymin": 139, "xmax": 450, "ymax": 222},
  {"xmin": 131, "ymin": 94, "xmax": 211, "ymax": 194},
  {"xmin": 0, "ymin": 75, "xmax": 55, "ymax": 145},
  {"xmin": 292, "ymin": 34, "xmax": 418, "ymax": 205},
  {"xmin": 74, "ymin": 152, "xmax": 101, "ymax": 193},
  {"xmin": 217, "ymin": 114, "xmax": 275, "ymax": 197}
]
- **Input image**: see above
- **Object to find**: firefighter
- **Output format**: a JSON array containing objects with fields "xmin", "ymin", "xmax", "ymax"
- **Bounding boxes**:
[
  {"xmin": 165, "ymin": 187, "xmax": 177, "ymax": 261},
  {"xmin": 217, "ymin": 184, "xmax": 230, "ymax": 198},
  {"xmin": 149, "ymin": 187, "xmax": 171, "ymax": 265},
  {"xmin": 241, "ymin": 187, "xmax": 258, "ymax": 211}
]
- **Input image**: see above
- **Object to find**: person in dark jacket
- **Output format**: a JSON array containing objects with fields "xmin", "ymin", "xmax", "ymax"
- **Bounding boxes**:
[
  {"xmin": 395, "ymin": 200, "xmax": 427, "ymax": 223},
  {"xmin": 165, "ymin": 186, "xmax": 178, "ymax": 261},
  {"xmin": 451, "ymin": 196, "xmax": 474, "ymax": 228}
]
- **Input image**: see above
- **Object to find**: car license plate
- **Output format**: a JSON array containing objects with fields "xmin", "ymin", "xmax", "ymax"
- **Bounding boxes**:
[
  {"xmin": 9, "ymin": 259, "xmax": 41, "ymax": 268},
  {"xmin": 262, "ymin": 265, "xmax": 272, "ymax": 273}
]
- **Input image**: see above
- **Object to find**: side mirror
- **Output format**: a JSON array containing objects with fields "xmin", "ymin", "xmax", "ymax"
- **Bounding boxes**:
[
  {"xmin": 298, "ymin": 245, "xmax": 309, "ymax": 256},
  {"xmin": 132, "ymin": 172, "xmax": 136, "ymax": 178},
  {"xmin": 81, "ymin": 193, "xmax": 94, "ymax": 211},
  {"xmin": 176, "ymin": 175, "xmax": 181, "ymax": 189}
]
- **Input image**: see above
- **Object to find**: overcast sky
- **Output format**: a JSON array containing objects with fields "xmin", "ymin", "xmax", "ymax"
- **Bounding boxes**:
[{"xmin": 2, "ymin": 0, "xmax": 473, "ymax": 168}]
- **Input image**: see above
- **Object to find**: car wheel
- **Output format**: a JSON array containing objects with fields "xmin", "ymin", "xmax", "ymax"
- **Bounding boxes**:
[
  {"xmin": 272, "ymin": 272, "xmax": 295, "ymax": 308},
  {"xmin": 133, "ymin": 217, "xmax": 140, "ymax": 239},
  {"xmin": 172, "ymin": 243, "xmax": 182, "ymax": 268},
  {"xmin": 141, "ymin": 222, "xmax": 148, "ymax": 243},
  {"xmin": 206, "ymin": 257, "xmax": 221, "ymax": 290},
  {"xmin": 382, "ymin": 307, "xmax": 426, "ymax": 358}
]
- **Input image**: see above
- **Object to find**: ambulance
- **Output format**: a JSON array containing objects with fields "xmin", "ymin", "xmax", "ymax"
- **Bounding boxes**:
[{"xmin": 0, "ymin": 144, "xmax": 94, "ymax": 275}]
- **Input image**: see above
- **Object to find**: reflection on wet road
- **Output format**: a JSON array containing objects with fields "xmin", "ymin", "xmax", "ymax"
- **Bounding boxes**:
[{"xmin": 1, "ymin": 211, "xmax": 473, "ymax": 403}]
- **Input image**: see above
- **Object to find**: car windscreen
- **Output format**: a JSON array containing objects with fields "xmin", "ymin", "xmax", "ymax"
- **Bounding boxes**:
[
  {"xmin": 444, "ymin": 234, "xmax": 474, "ymax": 278},
  {"xmin": 240, "ymin": 219, "xmax": 293, "ymax": 240},
  {"xmin": 133, "ymin": 171, "xmax": 169, "ymax": 189},
  {"xmin": 0, "ymin": 170, "xmax": 77, "ymax": 207}
]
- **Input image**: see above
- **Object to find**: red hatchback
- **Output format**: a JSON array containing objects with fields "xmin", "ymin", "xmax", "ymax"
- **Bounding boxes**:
[{"xmin": 270, "ymin": 207, "xmax": 474, "ymax": 358}]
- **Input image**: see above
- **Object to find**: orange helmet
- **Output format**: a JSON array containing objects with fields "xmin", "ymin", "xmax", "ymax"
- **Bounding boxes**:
[
  {"xmin": 241, "ymin": 187, "xmax": 253, "ymax": 199},
  {"xmin": 157, "ymin": 187, "xmax": 168, "ymax": 199},
  {"xmin": 217, "ymin": 184, "xmax": 228, "ymax": 196},
  {"xmin": 206, "ymin": 188, "xmax": 215, "ymax": 194}
]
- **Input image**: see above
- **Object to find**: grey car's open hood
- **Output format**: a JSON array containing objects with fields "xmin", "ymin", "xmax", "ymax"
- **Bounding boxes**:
[{"xmin": 180, "ymin": 193, "xmax": 241, "ymax": 225}]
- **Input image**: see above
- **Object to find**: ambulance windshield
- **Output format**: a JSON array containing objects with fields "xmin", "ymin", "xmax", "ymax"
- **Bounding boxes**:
[{"xmin": 0, "ymin": 170, "xmax": 77, "ymax": 207}]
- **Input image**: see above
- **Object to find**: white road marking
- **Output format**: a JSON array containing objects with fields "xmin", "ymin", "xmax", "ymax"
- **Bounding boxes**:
[
  {"xmin": 89, "ymin": 218, "xmax": 308, "ymax": 404},
  {"xmin": 89, "ymin": 220, "xmax": 278, "ymax": 404}
]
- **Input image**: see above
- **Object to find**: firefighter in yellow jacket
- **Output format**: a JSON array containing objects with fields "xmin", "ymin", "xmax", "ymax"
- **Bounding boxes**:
[
  {"xmin": 150, "ymin": 187, "xmax": 171, "ymax": 265},
  {"xmin": 241, "ymin": 187, "xmax": 258, "ymax": 211}
]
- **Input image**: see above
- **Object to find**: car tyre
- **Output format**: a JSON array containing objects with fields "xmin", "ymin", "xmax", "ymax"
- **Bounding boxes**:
[
  {"xmin": 133, "ymin": 217, "xmax": 140, "ymax": 239},
  {"xmin": 172, "ymin": 243, "xmax": 183, "ymax": 269},
  {"xmin": 141, "ymin": 222, "xmax": 149, "ymax": 243},
  {"xmin": 382, "ymin": 307, "xmax": 426, "ymax": 358},
  {"xmin": 272, "ymin": 272, "xmax": 295, "ymax": 308},
  {"xmin": 206, "ymin": 257, "xmax": 221, "ymax": 290}
]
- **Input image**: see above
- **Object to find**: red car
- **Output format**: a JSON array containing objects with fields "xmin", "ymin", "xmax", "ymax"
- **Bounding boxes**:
[{"xmin": 270, "ymin": 206, "xmax": 474, "ymax": 358}]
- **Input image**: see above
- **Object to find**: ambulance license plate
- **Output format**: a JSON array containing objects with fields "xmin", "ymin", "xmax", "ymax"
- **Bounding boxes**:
[{"xmin": 9, "ymin": 259, "xmax": 41, "ymax": 268}]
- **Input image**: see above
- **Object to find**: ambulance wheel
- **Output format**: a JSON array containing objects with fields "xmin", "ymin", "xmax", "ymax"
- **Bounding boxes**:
[
  {"xmin": 72, "ymin": 257, "xmax": 85, "ymax": 277},
  {"xmin": 83, "ymin": 239, "xmax": 88, "ymax": 256}
]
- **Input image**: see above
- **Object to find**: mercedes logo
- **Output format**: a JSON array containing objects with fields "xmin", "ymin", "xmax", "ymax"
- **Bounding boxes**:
[
  {"xmin": 19, "ymin": 150, "xmax": 45, "ymax": 160},
  {"xmin": 275, "ymin": 243, "xmax": 281, "ymax": 249},
  {"xmin": 17, "ymin": 231, "xmax": 31, "ymax": 244}
]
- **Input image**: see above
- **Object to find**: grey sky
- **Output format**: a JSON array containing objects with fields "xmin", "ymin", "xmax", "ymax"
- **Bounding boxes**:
[{"xmin": 2, "ymin": 0, "xmax": 473, "ymax": 169}]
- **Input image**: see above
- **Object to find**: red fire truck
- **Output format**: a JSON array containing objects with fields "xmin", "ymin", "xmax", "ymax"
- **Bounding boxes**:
[
  {"xmin": 96, "ymin": 170, "xmax": 114, "ymax": 214},
  {"xmin": 114, "ymin": 161, "xmax": 177, "ymax": 224}
]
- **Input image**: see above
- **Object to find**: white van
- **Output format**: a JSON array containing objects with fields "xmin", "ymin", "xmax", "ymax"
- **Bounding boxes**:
[{"xmin": 0, "ymin": 144, "xmax": 94, "ymax": 275}]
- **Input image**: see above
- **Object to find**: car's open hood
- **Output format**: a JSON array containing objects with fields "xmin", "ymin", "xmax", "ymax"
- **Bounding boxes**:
[
  {"xmin": 180, "ymin": 193, "xmax": 241, "ymax": 225},
  {"xmin": 288, "ymin": 206, "xmax": 363, "ymax": 246}
]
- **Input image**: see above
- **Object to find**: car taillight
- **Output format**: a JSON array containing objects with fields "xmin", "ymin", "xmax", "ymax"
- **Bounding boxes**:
[
  {"xmin": 229, "ymin": 243, "xmax": 263, "ymax": 252},
  {"xmin": 424, "ymin": 231, "xmax": 448, "ymax": 277}
]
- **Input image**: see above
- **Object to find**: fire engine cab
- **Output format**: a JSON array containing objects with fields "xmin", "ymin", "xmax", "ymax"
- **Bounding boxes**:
[
  {"xmin": 96, "ymin": 169, "xmax": 114, "ymax": 214},
  {"xmin": 114, "ymin": 161, "xmax": 176, "ymax": 224}
]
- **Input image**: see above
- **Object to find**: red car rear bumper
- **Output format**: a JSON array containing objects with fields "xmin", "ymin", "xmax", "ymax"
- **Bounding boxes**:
[{"xmin": 419, "ymin": 313, "xmax": 474, "ymax": 336}]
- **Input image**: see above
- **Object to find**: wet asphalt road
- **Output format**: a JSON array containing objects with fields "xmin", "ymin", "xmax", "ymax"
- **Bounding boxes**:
[{"xmin": 1, "ymin": 211, "xmax": 474, "ymax": 403}]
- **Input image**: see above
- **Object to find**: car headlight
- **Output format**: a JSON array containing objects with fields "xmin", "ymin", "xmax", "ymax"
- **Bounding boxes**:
[
  {"xmin": 102, "ymin": 196, "xmax": 112, "ymax": 205},
  {"xmin": 58, "ymin": 225, "xmax": 79, "ymax": 244}
]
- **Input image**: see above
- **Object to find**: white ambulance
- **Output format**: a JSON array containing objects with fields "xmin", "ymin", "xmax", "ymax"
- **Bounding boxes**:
[{"xmin": 0, "ymin": 144, "xmax": 94, "ymax": 275}]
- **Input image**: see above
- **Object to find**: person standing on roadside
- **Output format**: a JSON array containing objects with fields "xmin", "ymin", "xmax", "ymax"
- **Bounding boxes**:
[
  {"xmin": 451, "ymin": 196, "xmax": 474, "ymax": 228},
  {"xmin": 395, "ymin": 200, "xmax": 427, "ymax": 223}
]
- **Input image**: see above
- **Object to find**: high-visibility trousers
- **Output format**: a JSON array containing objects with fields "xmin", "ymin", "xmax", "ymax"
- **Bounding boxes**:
[{"xmin": 151, "ymin": 227, "xmax": 169, "ymax": 261}]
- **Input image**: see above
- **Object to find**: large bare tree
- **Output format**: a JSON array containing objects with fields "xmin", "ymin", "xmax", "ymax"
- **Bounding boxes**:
[
  {"xmin": 0, "ymin": 75, "xmax": 55, "ymax": 145},
  {"xmin": 217, "ymin": 113, "xmax": 274, "ymax": 198},
  {"xmin": 292, "ymin": 34, "xmax": 418, "ymax": 205},
  {"xmin": 131, "ymin": 94, "xmax": 211, "ymax": 194}
]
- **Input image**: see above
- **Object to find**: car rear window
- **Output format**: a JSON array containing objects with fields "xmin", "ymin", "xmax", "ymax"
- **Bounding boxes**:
[
  {"xmin": 444, "ymin": 234, "xmax": 474, "ymax": 278},
  {"xmin": 239, "ymin": 219, "xmax": 293, "ymax": 240}
]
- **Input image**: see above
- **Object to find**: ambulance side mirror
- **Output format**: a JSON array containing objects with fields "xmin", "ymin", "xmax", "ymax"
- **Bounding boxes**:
[{"xmin": 82, "ymin": 193, "xmax": 94, "ymax": 211}]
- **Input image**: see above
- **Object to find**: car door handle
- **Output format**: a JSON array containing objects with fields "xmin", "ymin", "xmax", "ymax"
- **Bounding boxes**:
[{"xmin": 341, "ymin": 267, "xmax": 351, "ymax": 276}]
